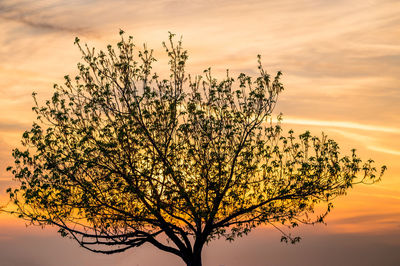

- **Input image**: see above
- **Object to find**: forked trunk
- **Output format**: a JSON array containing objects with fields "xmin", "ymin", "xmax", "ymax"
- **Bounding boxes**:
[{"xmin": 185, "ymin": 249, "xmax": 202, "ymax": 266}]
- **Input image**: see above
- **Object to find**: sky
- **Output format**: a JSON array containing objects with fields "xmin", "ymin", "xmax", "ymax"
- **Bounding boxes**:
[{"xmin": 0, "ymin": 0, "xmax": 399, "ymax": 265}]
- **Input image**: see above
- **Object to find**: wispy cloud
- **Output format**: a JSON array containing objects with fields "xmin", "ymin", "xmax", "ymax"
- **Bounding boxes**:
[
  {"xmin": 273, "ymin": 117, "xmax": 400, "ymax": 156},
  {"xmin": 335, "ymin": 212, "xmax": 400, "ymax": 225},
  {"xmin": 0, "ymin": 0, "xmax": 91, "ymax": 34},
  {"xmin": 368, "ymin": 146, "xmax": 400, "ymax": 156},
  {"xmin": 282, "ymin": 117, "xmax": 400, "ymax": 133},
  {"xmin": 0, "ymin": 121, "xmax": 30, "ymax": 132}
]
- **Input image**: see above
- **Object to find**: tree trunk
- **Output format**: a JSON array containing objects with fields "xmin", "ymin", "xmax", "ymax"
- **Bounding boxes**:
[
  {"xmin": 186, "ymin": 256, "xmax": 202, "ymax": 266},
  {"xmin": 184, "ymin": 235, "xmax": 204, "ymax": 266},
  {"xmin": 185, "ymin": 251, "xmax": 202, "ymax": 266}
]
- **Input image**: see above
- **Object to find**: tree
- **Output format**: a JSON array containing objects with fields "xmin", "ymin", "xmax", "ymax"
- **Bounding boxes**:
[{"xmin": 5, "ymin": 31, "xmax": 385, "ymax": 266}]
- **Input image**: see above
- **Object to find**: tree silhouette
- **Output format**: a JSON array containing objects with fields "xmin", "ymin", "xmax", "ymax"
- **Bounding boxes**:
[{"xmin": 6, "ymin": 31, "xmax": 385, "ymax": 266}]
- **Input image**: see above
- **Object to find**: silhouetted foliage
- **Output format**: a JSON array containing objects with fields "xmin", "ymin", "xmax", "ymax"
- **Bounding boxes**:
[{"xmin": 6, "ymin": 31, "xmax": 385, "ymax": 266}]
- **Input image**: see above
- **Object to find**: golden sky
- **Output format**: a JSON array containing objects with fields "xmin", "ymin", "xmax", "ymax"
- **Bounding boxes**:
[{"xmin": 0, "ymin": 0, "xmax": 399, "ymax": 265}]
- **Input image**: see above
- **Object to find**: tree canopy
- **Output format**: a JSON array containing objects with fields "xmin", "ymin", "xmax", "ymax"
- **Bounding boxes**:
[{"xmin": 6, "ymin": 32, "xmax": 385, "ymax": 266}]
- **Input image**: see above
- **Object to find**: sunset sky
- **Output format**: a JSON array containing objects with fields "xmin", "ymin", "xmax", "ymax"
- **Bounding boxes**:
[{"xmin": 0, "ymin": 0, "xmax": 399, "ymax": 265}]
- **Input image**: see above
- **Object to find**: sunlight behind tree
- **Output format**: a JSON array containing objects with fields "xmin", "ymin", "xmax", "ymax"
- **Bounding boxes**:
[{"xmin": 4, "ymin": 31, "xmax": 385, "ymax": 266}]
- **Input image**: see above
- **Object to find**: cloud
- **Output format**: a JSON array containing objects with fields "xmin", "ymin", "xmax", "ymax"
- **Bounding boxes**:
[
  {"xmin": 335, "ymin": 212, "xmax": 400, "ymax": 225},
  {"xmin": 0, "ymin": 0, "xmax": 90, "ymax": 34},
  {"xmin": 281, "ymin": 117, "xmax": 400, "ymax": 133},
  {"xmin": 277, "ymin": 118, "xmax": 400, "ymax": 156},
  {"xmin": 368, "ymin": 145, "xmax": 400, "ymax": 156},
  {"xmin": 0, "ymin": 121, "xmax": 30, "ymax": 132}
]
